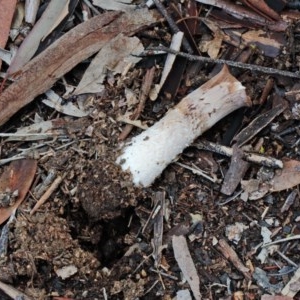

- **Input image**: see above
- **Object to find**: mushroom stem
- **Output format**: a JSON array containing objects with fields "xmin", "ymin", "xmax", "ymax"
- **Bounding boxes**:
[{"xmin": 116, "ymin": 65, "xmax": 251, "ymax": 187}]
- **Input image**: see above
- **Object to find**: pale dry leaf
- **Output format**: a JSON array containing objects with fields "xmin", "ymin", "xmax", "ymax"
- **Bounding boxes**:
[
  {"xmin": 241, "ymin": 30, "xmax": 284, "ymax": 58},
  {"xmin": 5, "ymin": 117, "xmax": 70, "ymax": 141},
  {"xmin": 0, "ymin": 281, "xmax": 32, "ymax": 300},
  {"xmin": 262, "ymin": 295, "xmax": 293, "ymax": 300},
  {"xmin": 150, "ymin": 32, "xmax": 183, "ymax": 100},
  {"xmin": 74, "ymin": 34, "xmax": 144, "ymax": 95},
  {"xmin": 0, "ymin": 159, "xmax": 37, "ymax": 225},
  {"xmin": 124, "ymin": 88, "xmax": 138, "ymax": 108},
  {"xmin": 177, "ymin": 289, "xmax": 192, "ymax": 300},
  {"xmin": 92, "ymin": 0, "xmax": 136, "ymax": 11},
  {"xmin": 225, "ymin": 222, "xmax": 249, "ymax": 243},
  {"xmin": 25, "ymin": 0, "xmax": 40, "ymax": 24},
  {"xmin": 55, "ymin": 265, "xmax": 78, "ymax": 280},
  {"xmin": 172, "ymin": 235, "xmax": 201, "ymax": 300},
  {"xmin": 0, "ymin": 48, "xmax": 12, "ymax": 65},
  {"xmin": 0, "ymin": 0, "xmax": 17, "ymax": 70},
  {"xmin": 207, "ymin": 34, "xmax": 223, "ymax": 59},
  {"xmin": 0, "ymin": 9, "xmax": 159, "ymax": 126},
  {"xmin": 271, "ymin": 159, "xmax": 300, "ymax": 192},
  {"xmin": 11, "ymin": 2, "xmax": 25, "ymax": 30},
  {"xmin": 281, "ymin": 266, "xmax": 300, "ymax": 297},
  {"xmin": 241, "ymin": 179, "xmax": 270, "ymax": 200},
  {"xmin": 253, "ymin": 267, "xmax": 283, "ymax": 294},
  {"xmin": 116, "ymin": 114, "xmax": 148, "ymax": 130},
  {"xmin": 200, "ymin": 18, "xmax": 224, "ymax": 59},
  {"xmin": 8, "ymin": 0, "xmax": 70, "ymax": 74},
  {"xmin": 257, "ymin": 226, "xmax": 278, "ymax": 264},
  {"xmin": 43, "ymin": 90, "xmax": 90, "ymax": 117}
]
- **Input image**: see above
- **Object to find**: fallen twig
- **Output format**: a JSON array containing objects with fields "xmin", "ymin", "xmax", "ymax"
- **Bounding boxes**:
[
  {"xmin": 194, "ymin": 140, "xmax": 283, "ymax": 169},
  {"xmin": 216, "ymin": 239, "xmax": 251, "ymax": 280},
  {"xmin": 30, "ymin": 175, "xmax": 64, "ymax": 215},
  {"xmin": 262, "ymin": 234, "xmax": 300, "ymax": 247},
  {"xmin": 119, "ymin": 67, "xmax": 155, "ymax": 140},
  {"xmin": 144, "ymin": 46, "xmax": 300, "ymax": 79},
  {"xmin": 0, "ymin": 280, "xmax": 32, "ymax": 300}
]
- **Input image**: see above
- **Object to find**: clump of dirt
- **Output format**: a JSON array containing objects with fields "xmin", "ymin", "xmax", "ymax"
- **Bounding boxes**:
[
  {"xmin": 2, "ymin": 211, "xmax": 100, "ymax": 298},
  {"xmin": 78, "ymin": 152, "xmax": 144, "ymax": 221}
]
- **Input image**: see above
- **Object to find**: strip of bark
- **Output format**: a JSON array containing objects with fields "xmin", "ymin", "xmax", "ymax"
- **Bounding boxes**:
[{"xmin": 0, "ymin": 9, "xmax": 159, "ymax": 126}]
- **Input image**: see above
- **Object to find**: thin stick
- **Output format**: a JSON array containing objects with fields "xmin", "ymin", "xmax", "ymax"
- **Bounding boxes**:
[
  {"xmin": 145, "ymin": 46, "xmax": 300, "ymax": 79},
  {"xmin": 152, "ymin": 0, "xmax": 194, "ymax": 54},
  {"xmin": 216, "ymin": 239, "xmax": 251, "ymax": 280},
  {"xmin": 262, "ymin": 234, "xmax": 300, "ymax": 247},
  {"xmin": 194, "ymin": 140, "xmax": 283, "ymax": 169},
  {"xmin": 30, "ymin": 175, "xmax": 64, "ymax": 215},
  {"xmin": 119, "ymin": 67, "xmax": 155, "ymax": 140},
  {"xmin": 0, "ymin": 281, "xmax": 32, "ymax": 300}
]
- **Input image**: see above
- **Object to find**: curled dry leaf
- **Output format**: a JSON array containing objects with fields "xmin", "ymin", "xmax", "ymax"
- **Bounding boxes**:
[
  {"xmin": 0, "ymin": 159, "xmax": 37, "ymax": 225},
  {"xmin": 8, "ymin": 0, "xmax": 70, "ymax": 74},
  {"xmin": 172, "ymin": 235, "xmax": 201, "ymax": 300},
  {"xmin": 0, "ymin": 9, "xmax": 159, "ymax": 126}
]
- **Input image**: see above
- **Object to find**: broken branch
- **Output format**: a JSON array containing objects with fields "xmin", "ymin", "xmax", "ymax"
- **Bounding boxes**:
[{"xmin": 194, "ymin": 140, "xmax": 283, "ymax": 169}]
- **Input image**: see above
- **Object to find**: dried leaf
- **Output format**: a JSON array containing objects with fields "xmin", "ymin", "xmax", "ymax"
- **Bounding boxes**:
[
  {"xmin": 281, "ymin": 267, "xmax": 300, "ymax": 298},
  {"xmin": 4, "ymin": 117, "xmax": 88, "ymax": 142},
  {"xmin": 240, "ymin": 0, "xmax": 280, "ymax": 20},
  {"xmin": 200, "ymin": 19, "xmax": 224, "ymax": 59},
  {"xmin": 0, "ymin": 9, "xmax": 159, "ymax": 126},
  {"xmin": 8, "ymin": 0, "xmax": 70, "ymax": 74},
  {"xmin": 55, "ymin": 265, "xmax": 78, "ymax": 280},
  {"xmin": 234, "ymin": 101, "xmax": 287, "ymax": 147},
  {"xmin": 0, "ymin": 281, "xmax": 32, "ymax": 300},
  {"xmin": 92, "ymin": 0, "xmax": 136, "ymax": 11},
  {"xmin": 0, "ymin": 0, "xmax": 17, "ymax": 69},
  {"xmin": 240, "ymin": 179, "xmax": 269, "ymax": 200},
  {"xmin": 0, "ymin": 159, "xmax": 37, "ymax": 225},
  {"xmin": 262, "ymin": 295, "xmax": 293, "ymax": 300},
  {"xmin": 253, "ymin": 267, "xmax": 283, "ymax": 294},
  {"xmin": 150, "ymin": 32, "xmax": 183, "ymax": 100},
  {"xmin": 43, "ymin": 90, "xmax": 90, "ymax": 117},
  {"xmin": 74, "ymin": 34, "xmax": 144, "ymax": 95},
  {"xmin": 241, "ymin": 30, "xmax": 284, "ymax": 58},
  {"xmin": 172, "ymin": 235, "xmax": 201, "ymax": 300},
  {"xmin": 271, "ymin": 159, "xmax": 300, "ymax": 192},
  {"xmin": 177, "ymin": 290, "xmax": 192, "ymax": 300},
  {"xmin": 25, "ymin": 0, "xmax": 40, "ymax": 24},
  {"xmin": 225, "ymin": 222, "xmax": 249, "ymax": 243}
]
